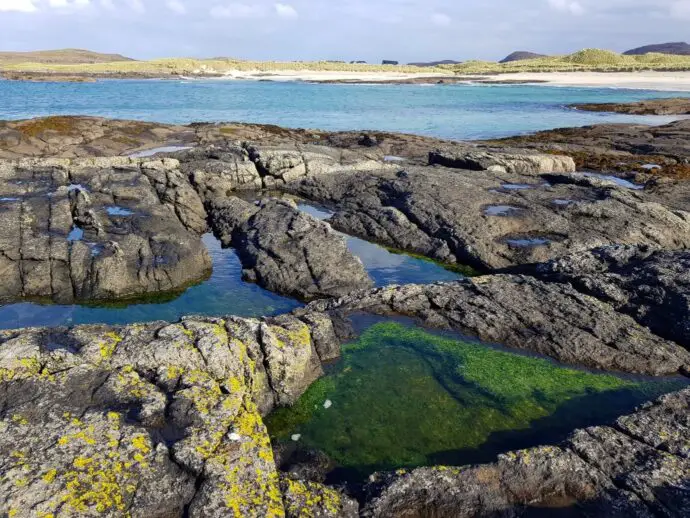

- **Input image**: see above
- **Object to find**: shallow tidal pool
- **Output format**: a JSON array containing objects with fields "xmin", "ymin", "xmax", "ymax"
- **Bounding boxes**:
[{"xmin": 266, "ymin": 318, "xmax": 688, "ymax": 482}]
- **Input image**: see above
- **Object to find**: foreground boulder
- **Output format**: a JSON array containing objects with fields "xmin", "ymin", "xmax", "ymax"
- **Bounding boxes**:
[
  {"xmin": 208, "ymin": 197, "xmax": 373, "ymax": 300},
  {"xmin": 0, "ymin": 157, "xmax": 210, "ymax": 304},
  {"xmin": 0, "ymin": 312, "xmax": 345, "ymax": 517},
  {"xmin": 304, "ymin": 277, "xmax": 690, "ymax": 376},
  {"xmin": 362, "ymin": 388, "xmax": 690, "ymax": 517}
]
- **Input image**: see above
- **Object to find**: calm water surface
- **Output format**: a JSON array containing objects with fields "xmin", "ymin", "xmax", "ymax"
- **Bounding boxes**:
[
  {"xmin": 0, "ymin": 79, "xmax": 687, "ymax": 140},
  {"xmin": 267, "ymin": 317, "xmax": 689, "ymax": 482}
]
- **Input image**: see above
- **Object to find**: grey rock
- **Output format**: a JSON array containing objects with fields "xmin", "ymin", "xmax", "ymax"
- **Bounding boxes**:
[
  {"xmin": 286, "ymin": 165, "xmax": 690, "ymax": 270},
  {"xmin": 0, "ymin": 157, "xmax": 211, "ymax": 304},
  {"xmin": 518, "ymin": 245, "xmax": 690, "ymax": 350},
  {"xmin": 362, "ymin": 388, "xmax": 690, "ymax": 518},
  {"xmin": 210, "ymin": 197, "xmax": 374, "ymax": 300},
  {"xmin": 429, "ymin": 148, "xmax": 576, "ymax": 175},
  {"xmin": 304, "ymin": 277, "xmax": 690, "ymax": 375}
]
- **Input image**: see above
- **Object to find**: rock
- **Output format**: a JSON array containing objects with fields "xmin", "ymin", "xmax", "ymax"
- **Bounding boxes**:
[
  {"xmin": 0, "ymin": 313, "xmax": 334, "ymax": 517},
  {"xmin": 210, "ymin": 197, "xmax": 373, "ymax": 300},
  {"xmin": 0, "ymin": 157, "xmax": 211, "ymax": 304},
  {"xmin": 286, "ymin": 165, "xmax": 690, "ymax": 270},
  {"xmin": 281, "ymin": 477, "xmax": 359, "ymax": 518},
  {"xmin": 487, "ymin": 119, "xmax": 690, "ymax": 180},
  {"xmin": 274, "ymin": 443, "xmax": 336, "ymax": 483},
  {"xmin": 303, "ymin": 277, "xmax": 690, "ymax": 375},
  {"xmin": 429, "ymin": 148, "xmax": 576, "ymax": 175},
  {"xmin": 181, "ymin": 145, "xmax": 263, "ymax": 199},
  {"xmin": 361, "ymin": 388, "xmax": 690, "ymax": 518},
  {"xmin": 571, "ymin": 98, "xmax": 690, "ymax": 116},
  {"xmin": 515, "ymin": 245, "xmax": 690, "ymax": 350}
]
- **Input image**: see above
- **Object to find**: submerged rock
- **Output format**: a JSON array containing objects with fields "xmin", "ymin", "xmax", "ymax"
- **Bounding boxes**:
[
  {"xmin": 304, "ymin": 278, "xmax": 690, "ymax": 376},
  {"xmin": 209, "ymin": 197, "xmax": 374, "ymax": 300},
  {"xmin": 362, "ymin": 388, "xmax": 690, "ymax": 518}
]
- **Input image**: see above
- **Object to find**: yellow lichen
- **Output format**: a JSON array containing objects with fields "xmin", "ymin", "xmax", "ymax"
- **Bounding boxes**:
[{"xmin": 43, "ymin": 469, "xmax": 58, "ymax": 484}]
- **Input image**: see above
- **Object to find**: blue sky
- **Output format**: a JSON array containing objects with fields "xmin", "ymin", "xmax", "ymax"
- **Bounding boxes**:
[{"xmin": 1, "ymin": 0, "xmax": 689, "ymax": 62}]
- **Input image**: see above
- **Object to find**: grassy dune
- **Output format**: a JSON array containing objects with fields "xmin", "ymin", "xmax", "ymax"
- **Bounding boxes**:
[
  {"xmin": 0, "ymin": 48, "xmax": 133, "ymax": 65},
  {"xmin": 0, "ymin": 57, "xmax": 437, "ymax": 76},
  {"xmin": 444, "ymin": 48, "xmax": 690, "ymax": 74}
]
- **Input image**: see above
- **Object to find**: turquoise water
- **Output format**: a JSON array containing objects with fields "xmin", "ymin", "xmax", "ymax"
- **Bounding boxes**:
[
  {"xmin": 0, "ymin": 225, "xmax": 459, "ymax": 329},
  {"xmin": 0, "ymin": 79, "xmax": 687, "ymax": 139}
]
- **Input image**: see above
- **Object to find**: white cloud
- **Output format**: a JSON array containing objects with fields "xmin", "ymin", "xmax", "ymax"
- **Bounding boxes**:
[
  {"xmin": 126, "ymin": 0, "xmax": 144, "ymax": 13},
  {"xmin": 548, "ymin": 0, "xmax": 585, "ymax": 15},
  {"xmin": 210, "ymin": 2, "xmax": 266, "ymax": 19},
  {"xmin": 670, "ymin": 0, "xmax": 690, "ymax": 19},
  {"xmin": 431, "ymin": 13, "xmax": 451, "ymax": 26},
  {"xmin": 48, "ymin": 0, "xmax": 90, "ymax": 9},
  {"xmin": 275, "ymin": 2, "xmax": 297, "ymax": 19},
  {"xmin": 99, "ymin": 0, "xmax": 114, "ymax": 9},
  {"xmin": 0, "ymin": 0, "xmax": 37, "ymax": 12},
  {"xmin": 166, "ymin": 0, "xmax": 185, "ymax": 14}
]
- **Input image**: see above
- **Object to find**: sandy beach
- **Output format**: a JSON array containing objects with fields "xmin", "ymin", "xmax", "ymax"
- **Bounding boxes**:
[
  {"xmin": 484, "ymin": 71, "xmax": 690, "ymax": 91},
  {"xmin": 216, "ymin": 69, "xmax": 454, "ymax": 82}
]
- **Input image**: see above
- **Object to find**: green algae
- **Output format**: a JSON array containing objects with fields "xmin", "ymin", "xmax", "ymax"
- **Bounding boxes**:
[{"xmin": 266, "ymin": 321, "xmax": 687, "ymax": 479}]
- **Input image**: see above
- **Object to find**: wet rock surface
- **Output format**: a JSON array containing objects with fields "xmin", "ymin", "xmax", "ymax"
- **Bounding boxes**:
[
  {"xmin": 513, "ymin": 245, "xmax": 690, "ymax": 350},
  {"xmin": 208, "ymin": 197, "xmax": 373, "ymax": 300},
  {"xmin": 0, "ymin": 312, "xmax": 339, "ymax": 517},
  {"xmin": 570, "ymin": 97, "xmax": 690, "ymax": 115},
  {"xmin": 304, "ymin": 278, "xmax": 690, "ymax": 376},
  {"xmin": 0, "ymin": 157, "xmax": 211, "ymax": 304},
  {"xmin": 286, "ymin": 165, "xmax": 690, "ymax": 270},
  {"xmin": 361, "ymin": 388, "xmax": 690, "ymax": 518}
]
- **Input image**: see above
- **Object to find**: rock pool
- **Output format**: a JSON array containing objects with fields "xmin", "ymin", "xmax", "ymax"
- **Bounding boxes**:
[{"xmin": 266, "ymin": 317, "xmax": 687, "ymax": 482}]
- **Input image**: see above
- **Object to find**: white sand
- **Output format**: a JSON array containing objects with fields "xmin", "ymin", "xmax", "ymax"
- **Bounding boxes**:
[
  {"xmin": 484, "ymin": 72, "xmax": 690, "ymax": 92},
  {"xmin": 216, "ymin": 69, "xmax": 453, "ymax": 82}
]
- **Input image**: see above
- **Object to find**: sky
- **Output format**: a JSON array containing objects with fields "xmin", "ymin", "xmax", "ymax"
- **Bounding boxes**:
[{"xmin": 1, "ymin": 0, "xmax": 690, "ymax": 62}]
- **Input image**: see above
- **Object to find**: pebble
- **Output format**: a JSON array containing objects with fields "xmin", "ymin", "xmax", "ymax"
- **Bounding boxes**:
[{"xmin": 291, "ymin": 434, "xmax": 302, "ymax": 442}]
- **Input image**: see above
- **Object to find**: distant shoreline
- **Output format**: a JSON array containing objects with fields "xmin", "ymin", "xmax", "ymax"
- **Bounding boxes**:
[{"xmin": 3, "ymin": 69, "xmax": 690, "ymax": 92}]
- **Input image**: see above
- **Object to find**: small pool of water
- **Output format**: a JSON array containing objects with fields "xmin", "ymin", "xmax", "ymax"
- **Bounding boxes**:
[
  {"xmin": 582, "ymin": 173, "xmax": 644, "ymax": 190},
  {"xmin": 267, "ymin": 317, "xmax": 688, "ymax": 482},
  {"xmin": 105, "ymin": 206, "xmax": 135, "ymax": 216},
  {"xmin": 484, "ymin": 205, "xmax": 523, "ymax": 217},
  {"xmin": 505, "ymin": 237, "xmax": 551, "ymax": 248},
  {"xmin": 128, "ymin": 145, "xmax": 193, "ymax": 158},
  {"xmin": 501, "ymin": 183, "xmax": 535, "ymax": 191},
  {"xmin": 0, "ymin": 234, "xmax": 299, "ymax": 330},
  {"xmin": 66, "ymin": 225, "xmax": 84, "ymax": 242},
  {"xmin": 297, "ymin": 203, "xmax": 463, "ymax": 286}
]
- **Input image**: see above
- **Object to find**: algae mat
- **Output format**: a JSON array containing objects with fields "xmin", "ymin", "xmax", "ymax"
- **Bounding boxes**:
[{"xmin": 267, "ymin": 320, "xmax": 687, "ymax": 481}]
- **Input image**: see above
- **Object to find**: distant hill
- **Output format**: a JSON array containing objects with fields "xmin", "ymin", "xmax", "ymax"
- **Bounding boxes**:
[
  {"xmin": 0, "ymin": 49, "xmax": 134, "ymax": 64},
  {"xmin": 499, "ymin": 51, "xmax": 548, "ymax": 64},
  {"xmin": 623, "ymin": 42, "xmax": 690, "ymax": 56},
  {"xmin": 408, "ymin": 60, "xmax": 462, "ymax": 67}
]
